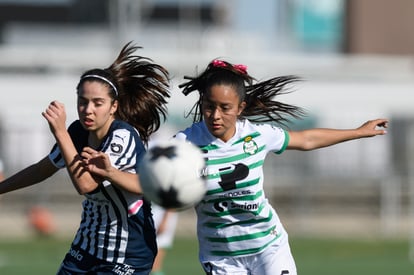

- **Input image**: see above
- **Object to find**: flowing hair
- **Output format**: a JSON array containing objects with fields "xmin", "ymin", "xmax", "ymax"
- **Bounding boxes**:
[
  {"xmin": 77, "ymin": 42, "xmax": 170, "ymax": 144},
  {"xmin": 179, "ymin": 59, "xmax": 305, "ymax": 127}
]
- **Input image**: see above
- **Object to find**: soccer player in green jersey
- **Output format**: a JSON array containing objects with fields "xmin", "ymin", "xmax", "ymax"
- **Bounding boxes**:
[{"xmin": 175, "ymin": 59, "xmax": 388, "ymax": 275}]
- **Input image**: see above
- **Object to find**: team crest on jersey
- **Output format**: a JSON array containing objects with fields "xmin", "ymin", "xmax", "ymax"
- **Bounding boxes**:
[
  {"xmin": 110, "ymin": 143, "xmax": 123, "ymax": 154},
  {"xmin": 243, "ymin": 136, "xmax": 258, "ymax": 155}
]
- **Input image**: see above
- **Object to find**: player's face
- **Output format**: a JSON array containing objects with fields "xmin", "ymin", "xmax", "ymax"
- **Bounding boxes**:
[
  {"xmin": 77, "ymin": 81, "xmax": 118, "ymax": 139},
  {"xmin": 202, "ymin": 84, "xmax": 245, "ymax": 142}
]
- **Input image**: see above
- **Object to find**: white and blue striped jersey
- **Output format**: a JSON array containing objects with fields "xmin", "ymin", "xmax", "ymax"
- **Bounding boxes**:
[
  {"xmin": 175, "ymin": 119, "xmax": 290, "ymax": 262},
  {"xmin": 49, "ymin": 120, "xmax": 156, "ymax": 267}
]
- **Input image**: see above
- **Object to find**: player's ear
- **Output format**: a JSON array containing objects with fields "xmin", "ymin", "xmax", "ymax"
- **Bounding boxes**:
[
  {"xmin": 238, "ymin": 101, "xmax": 246, "ymax": 116},
  {"xmin": 111, "ymin": 100, "xmax": 118, "ymax": 115}
]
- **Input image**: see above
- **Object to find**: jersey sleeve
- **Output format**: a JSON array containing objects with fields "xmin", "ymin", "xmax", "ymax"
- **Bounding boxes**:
[
  {"xmin": 48, "ymin": 143, "xmax": 64, "ymax": 169},
  {"xmin": 48, "ymin": 121, "xmax": 86, "ymax": 169},
  {"xmin": 174, "ymin": 131, "xmax": 187, "ymax": 142},
  {"xmin": 260, "ymin": 124, "xmax": 289, "ymax": 154}
]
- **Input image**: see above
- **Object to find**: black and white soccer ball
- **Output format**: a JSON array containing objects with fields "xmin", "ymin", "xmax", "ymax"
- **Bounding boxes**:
[{"xmin": 139, "ymin": 139, "xmax": 206, "ymax": 210}]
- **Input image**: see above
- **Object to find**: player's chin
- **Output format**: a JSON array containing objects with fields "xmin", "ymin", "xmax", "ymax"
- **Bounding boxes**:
[
  {"xmin": 208, "ymin": 126, "xmax": 224, "ymax": 137},
  {"xmin": 80, "ymin": 121, "xmax": 95, "ymax": 131}
]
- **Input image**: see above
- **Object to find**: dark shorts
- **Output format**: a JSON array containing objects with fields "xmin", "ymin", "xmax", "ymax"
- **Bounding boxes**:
[{"xmin": 56, "ymin": 245, "xmax": 152, "ymax": 275}]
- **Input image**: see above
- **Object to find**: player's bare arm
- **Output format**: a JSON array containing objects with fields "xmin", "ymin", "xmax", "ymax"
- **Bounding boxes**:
[
  {"xmin": 287, "ymin": 118, "xmax": 388, "ymax": 151},
  {"xmin": 0, "ymin": 156, "xmax": 58, "ymax": 194},
  {"xmin": 42, "ymin": 101, "xmax": 99, "ymax": 195}
]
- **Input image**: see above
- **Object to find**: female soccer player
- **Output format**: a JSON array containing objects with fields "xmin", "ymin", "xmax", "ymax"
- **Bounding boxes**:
[
  {"xmin": 175, "ymin": 59, "xmax": 388, "ymax": 275},
  {"xmin": 0, "ymin": 42, "xmax": 170, "ymax": 274}
]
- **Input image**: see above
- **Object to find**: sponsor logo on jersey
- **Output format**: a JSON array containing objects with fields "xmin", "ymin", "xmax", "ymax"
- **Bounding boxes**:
[
  {"xmin": 220, "ymin": 190, "xmax": 252, "ymax": 198},
  {"xmin": 243, "ymin": 136, "xmax": 258, "ymax": 155},
  {"xmin": 230, "ymin": 201, "xmax": 259, "ymax": 210},
  {"xmin": 213, "ymin": 200, "xmax": 259, "ymax": 212},
  {"xmin": 112, "ymin": 264, "xmax": 135, "ymax": 275},
  {"xmin": 110, "ymin": 143, "xmax": 123, "ymax": 154},
  {"xmin": 213, "ymin": 201, "xmax": 228, "ymax": 212},
  {"xmin": 69, "ymin": 247, "xmax": 84, "ymax": 261}
]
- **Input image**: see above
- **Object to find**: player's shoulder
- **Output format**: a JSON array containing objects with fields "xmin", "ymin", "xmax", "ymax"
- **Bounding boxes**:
[
  {"xmin": 68, "ymin": 120, "xmax": 84, "ymax": 132},
  {"xmin": 105, "ymin": 121, "xmax": 145, "ymax": 157},
  {"xmin": 67, "ymin": 120, "xmax": 88, "ymax": 145},
  {"xmin": 175, "ymin": 122, "xmax": 207, "ymax": 141},
  {"xmin": 110, "ymin": 120, "xmax": 135, "ymax": 132},
  {"xmin": 246, "ymin": 119, "xmax": 283, "ymax": 131},
  {"xmin": 108, "ymin": 120, "xmax": 139, "ymax": 138},
  {"xmin": 239, "ymin": 119, "xmax": 286, "ymax": 138},
  {"xmin": 102, "ymin": 120, "xmax": 143, "ymax": 153}
]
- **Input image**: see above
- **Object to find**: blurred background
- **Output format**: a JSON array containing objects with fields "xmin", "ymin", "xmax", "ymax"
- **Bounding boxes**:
[{"xmin": 0, "ymin": 0, "xmax": 413, "ymax": 266}]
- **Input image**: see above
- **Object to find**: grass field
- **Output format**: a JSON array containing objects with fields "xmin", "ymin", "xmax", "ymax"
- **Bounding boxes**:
[{"xmin": 0, "ymin": 236, "xmax": 412, "ymax": 274}]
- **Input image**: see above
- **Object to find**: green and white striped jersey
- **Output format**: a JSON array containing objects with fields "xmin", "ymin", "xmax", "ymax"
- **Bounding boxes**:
[{"xmin": 175, "ymin": 119, "xmax": 290, "ymax": 261}]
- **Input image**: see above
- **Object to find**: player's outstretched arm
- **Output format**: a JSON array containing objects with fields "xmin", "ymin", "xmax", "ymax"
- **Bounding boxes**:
[
  {"xmin": 0, "ymin": 156, "xmax": 58, "ymax": 194},
  {"xmin": 287, "ymin": 118, "xmax": 388, "ymax": 151}
]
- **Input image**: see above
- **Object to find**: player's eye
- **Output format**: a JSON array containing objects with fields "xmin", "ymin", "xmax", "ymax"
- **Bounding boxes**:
[
  {"xmin": 221, "ymin": 105, "xmax": 232, "ymax": 112},
  {"xmin": 203, "ymin": 104, "xmax": 214, "ymax": 111},
  {"xmin": 93, "ymin": 99, "xmax": 106, "ymax": 107},
  {"xmin": 77, "ymin": 98, "xmax": 88, "ymax": 106}
]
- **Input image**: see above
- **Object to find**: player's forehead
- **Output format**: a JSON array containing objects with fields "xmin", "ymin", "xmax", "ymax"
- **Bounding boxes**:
[
  {"xmin": 203, "ymin": 84, "xmax": 240, "ymax": 104},
  {"xmin": 78, "ymin": 81, "xmax": 112, "ymax": 100}
]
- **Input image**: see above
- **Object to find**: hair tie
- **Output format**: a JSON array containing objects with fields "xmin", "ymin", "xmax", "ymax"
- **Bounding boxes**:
[
  {"xmin": 211, "ymin": 59, "xmax": 248, "ymax": 75},
  {"xmin": 212, "ymin": 59, "xmax": 227, "ymax": 68},
  {"xmin": 233, "ymin": 64, "xmax": 247, "ymax": 74},
  {"xmin": 82, "ymin": 74, "xmax": 118, "ymax": 97}
]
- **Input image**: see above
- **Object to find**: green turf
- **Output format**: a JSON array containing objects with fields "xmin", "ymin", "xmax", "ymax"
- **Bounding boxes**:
[
  {"xmin": 291, "ymin": 238, "xmax": 413, "ymax": 275},
  {"xmin": 0, "ymin": 237, "xmax": 69, "ymax": 274},
  {"xmin": 0, "ymin": 236, "xmax": 412, "ymax": 274}
]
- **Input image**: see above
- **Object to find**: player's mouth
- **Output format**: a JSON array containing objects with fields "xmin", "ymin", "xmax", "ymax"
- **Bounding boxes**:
[
  {"xmin": 83, "ymin": 118, "xmax": 94, "ymax": 127},
  {"xmin": 211, "ymin": 123, "xmax": 222, "ymax": 130}
]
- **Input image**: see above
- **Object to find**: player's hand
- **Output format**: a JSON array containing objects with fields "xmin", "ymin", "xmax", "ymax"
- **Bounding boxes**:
[
  {"xmin": 357, "ymin": 118, "xmax": 388, "ymax": 137},
  {"xmin": 81, "ymin": 147, "xmax": 114, "ymax": 181},
  {"xmin": 42, "ymin": 100, "xmax": 67, "ymax": 135}
]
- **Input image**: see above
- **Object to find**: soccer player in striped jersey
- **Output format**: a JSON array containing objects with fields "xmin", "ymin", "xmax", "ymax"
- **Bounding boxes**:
[
  {"xmin": 175, "ymin": 59, "xmax": 388, "ymax": 275},
  {"xmin": 0, "ymin": 42, "xmax": 170, "ymax": 274}
]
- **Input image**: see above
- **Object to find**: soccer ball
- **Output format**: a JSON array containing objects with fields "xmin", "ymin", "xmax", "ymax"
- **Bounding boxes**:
[{"xmin": 139, "ymin": 139, "xmax": 206, "ymax": 210}]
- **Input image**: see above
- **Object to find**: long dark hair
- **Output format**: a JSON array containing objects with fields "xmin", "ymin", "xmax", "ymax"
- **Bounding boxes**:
[
  {"xmin": 77, "ymin": 42, "xmax": 170, "ymax": 144},
  {"xmin": 179, "ymin": 59, "xmax": 305, "ymax": 127}
]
